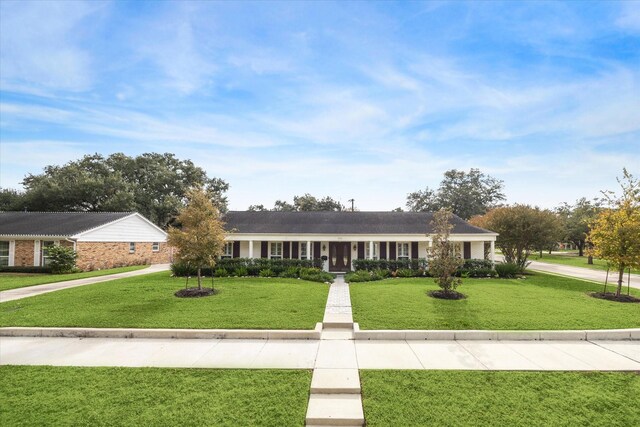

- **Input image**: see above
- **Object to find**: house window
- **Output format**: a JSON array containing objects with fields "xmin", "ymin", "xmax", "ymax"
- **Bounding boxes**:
[
  {"xmin": 152, "ymin": 242, "xmax": 160, "ymax": 252},
  {"xmin": 222, "ymin": 242, "xmax": 233, "ymax": 259},
  {"xmin": 129, "ymin": 242, "xmax": 136, "ymax": 253},
  {"xmin": 0, "ymin": 241, "xmax": 9, "ymax": 267},
  {"xmin": 41, "ymin": 241, "xmax": 55, "ymax": 266},
  {"xmin": 270, "ymin": 242, "xmax": 283, "ymax": 259},
  {"xmin": 300, "ymin": 242, "xmax": 312, "ymax": 260},
  {"xmin": 397, "ymin": 242, "xmax": 409, "ymax": 260},
  {"xmin": 365, "ymin": 242, "xmax": 378, "ymax": 260}
]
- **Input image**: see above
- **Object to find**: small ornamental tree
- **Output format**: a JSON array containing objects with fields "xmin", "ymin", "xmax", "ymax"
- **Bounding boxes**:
[
  {"xmin": 48, "ymin": 245, "xmax": 78, "ymax": 274},
  {"xmin": 428, "ymin": 208, "xmax": 464, "ymax": 298},
  {"xmin": 167, "ymin": 188, "xmax": 226, "ymax": 294},
  {"xmin": 588, "ymin": 169, "xmax": 640, "ymax": 299}
]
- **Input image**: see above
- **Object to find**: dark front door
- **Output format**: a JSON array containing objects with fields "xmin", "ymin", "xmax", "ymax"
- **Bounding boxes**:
[{"xmin": 329, "ymin": 241, "xmax": 351, "ymax": 272}]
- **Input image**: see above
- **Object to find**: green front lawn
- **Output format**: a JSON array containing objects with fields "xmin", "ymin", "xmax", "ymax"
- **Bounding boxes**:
[
  {"xmin": 0, "ymin": 366, "xmax": 310, "ymax": 426},
  {"xmin": 361, "ymin": 371, "xmax": 640, "ymax": 427},
  {"xmin": 0, "ymin": 272, "xmax": 328, "ymax": 329},
  {"xmin": 350, "ymin": 273, "xmax": 640, "ymax": 330},
  {"xmin": 0, "ymin": 265, "xmax": 147, "ymax": 292},
  {"xmin": 531, "ymin": 252, "xmax": 640, "ymax": 274}
]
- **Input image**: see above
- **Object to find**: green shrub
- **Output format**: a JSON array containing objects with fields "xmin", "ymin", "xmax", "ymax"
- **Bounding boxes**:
[
  {"xmin": 233, "ymin": 267, "xmax": 248, "ymax": 277},
  {"xmin": 396, "ymin": 268, "xmax": 414, "ymax": 278},
  {"xmin": 345, "ymin": 270, "xmax": 385, "ymax": 283},
  {"xmin": 259, "ymin": 268, "xmax": 275, "ymax": 278},
  {"xmin": 279, "ymin": 267, "xmax": 300, "ymax": 278},
  {"xmin": 214, "ymin": 268, "xmax": 228, "ymax": 277},
  {"xmin": 495, "ymin": 262, "xmax": 520, "ymax": 278},
  {"xmin": 47, "ymin": 246, "xmax": 78, "ymax": 274},
  {"xmin": 299, "ymin": 268, "xmax": 334, "ymax": 283},
  {"xmin": 172, "ymin": 258, "xmax": 323, "ymax": 277},
  {"xmin": 352, "ymin": 259, "xmax": 428, "ymax": 272}
]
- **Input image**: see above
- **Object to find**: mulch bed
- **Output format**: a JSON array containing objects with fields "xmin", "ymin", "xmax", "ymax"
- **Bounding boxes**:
[
  {"xmin": 175, "ymin": 287, "xmax": 217, "ymax": 298},
  {"xmin": 590, "ymin": 292, "xmax": 640, "ymax": 303},
  {"xmin": 428, "ymin": 290, "xmax": 466, "ymax": 300}
]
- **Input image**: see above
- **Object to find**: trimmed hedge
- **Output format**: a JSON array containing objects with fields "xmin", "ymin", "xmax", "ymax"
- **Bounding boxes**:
[
  {"xmin": 0, "ymin": 266, "xmax": 53, "ymax": 274},
  {"xmin": 352, "ymin": 259, "xmax": 428, "ymax": 272},
  {"xmin": 171, "ymin": 258, "xmax": 323, "ymax": 277},
  {"xmin": 456, "ymin": 259, "xmax": 497, "ymax": 278},
  {"xmin": 171, "ymin": 259, "xmax": 333, "ymax": 283}
]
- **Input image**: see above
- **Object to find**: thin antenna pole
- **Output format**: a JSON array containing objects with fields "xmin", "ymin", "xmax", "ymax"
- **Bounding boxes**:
[{"xmin": 348, "ymin": 199, "xmax": 354, "ymax": 212}]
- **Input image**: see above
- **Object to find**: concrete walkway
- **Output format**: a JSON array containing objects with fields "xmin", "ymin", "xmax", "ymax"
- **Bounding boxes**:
[
  {"xmin": 0, "ymin": 264, "xmax": 171, "ymax": 303},
  {"xmin": 528, "ymin": 260, "xmax": 640, "ymax": 290}
]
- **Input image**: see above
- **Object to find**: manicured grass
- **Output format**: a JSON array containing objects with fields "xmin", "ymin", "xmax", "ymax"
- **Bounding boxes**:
[
  {"xmin": 0, "ymin": 366, "xmax": 310, "ymax": 426},
  {"xmin": 0, "ymin": 272, "xmax": 328, "ymax": 329},
  {"xmin": 531, "ymin": 252, "xmax": 640, "ymax": 274},
  {"xmin": 360, "ymin": 370, "xmax": 640, "ymax": 427},
  {"xmin": 350, "ymin": 273, "xmax": 640, "ymax": 330},
  {"xmin": 0, "ymin": 265, "xmax": 147, "ymax": 292}
]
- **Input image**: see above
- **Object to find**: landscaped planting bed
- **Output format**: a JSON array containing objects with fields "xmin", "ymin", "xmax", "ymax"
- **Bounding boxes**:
[
  {"xmin": 350, "ymin": 272, "xmax": 640, "ymax": 330},
  {"xmin": 0, "ymin": 265, "xmax": 147, "ymax": 292},
  {"xmin": 0, "ymin": 272, "xmax": 329, "ymax": 329},
  {"xmin": 360, "ymin": 370, "xmax": 640, "ymax": 427},
  {"xmin": 0, "ymin": 366, "xmax": 311, "ymax": 426}
]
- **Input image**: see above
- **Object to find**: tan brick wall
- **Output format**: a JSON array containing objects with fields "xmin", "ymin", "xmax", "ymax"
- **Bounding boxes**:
[
  {"xmin": 14, "ymin": 240, "xmax": 35, "ymax": 267},
  {"xmin": 76, "ymin": 242, "xmax": 172, "ymax": 271}
]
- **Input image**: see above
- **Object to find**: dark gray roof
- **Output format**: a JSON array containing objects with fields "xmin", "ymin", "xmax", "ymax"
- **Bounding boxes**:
[
  {"xmin": 0, "ymin": 212, "xmax": 134, "ymax": 237},
  {"xmin": 224, "ymin": 211, "xmax": 494, "ymax": 235}
]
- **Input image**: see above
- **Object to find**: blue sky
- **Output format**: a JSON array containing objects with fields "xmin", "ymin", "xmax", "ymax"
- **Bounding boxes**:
[{"xmin": 1, "ymin": 0, "xmax": 639, "ymax": 210}]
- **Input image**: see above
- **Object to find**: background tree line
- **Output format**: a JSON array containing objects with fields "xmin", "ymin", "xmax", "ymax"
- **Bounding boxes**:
[{"xmin": 0, "ymin": 153, "xmax": 228, "ymax": 228}]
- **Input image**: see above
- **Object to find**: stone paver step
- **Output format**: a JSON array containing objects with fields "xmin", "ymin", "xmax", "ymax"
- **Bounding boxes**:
[
  {"xmin": 323, "ymin": 314, "xmax": 353, "ymax": 329},
  {"xmin": 310, "ymin": 369, "xmax": 361, "ymax": 394},
  {"xmin": 306, "ymin": 394, "xmax": 364, "ymax": 426}
]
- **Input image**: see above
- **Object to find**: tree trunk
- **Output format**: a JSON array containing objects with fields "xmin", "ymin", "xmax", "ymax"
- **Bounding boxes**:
[
  {"xmin": 577, "ymin": 242, "xmax": 584, "ymax": 257},
  {"xmin": 539, "ymin": 249, "xmax": 543, "ymax": 258},
  {"xmin": 616, "ymin": 265, "xmax": 624, "ymax": 298},
  {"xmin": 587, "ymin": 255, "xmax": 593, "ymax": 265},
  {"xmin": 197, "ymin": 267, "xmax": 202, "ymax": 290}
]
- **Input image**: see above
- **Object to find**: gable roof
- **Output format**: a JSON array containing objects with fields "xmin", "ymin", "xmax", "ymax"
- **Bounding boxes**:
[
  {"xmin": 0, "ymin": 212, "xmax": 135, "ymax": 237},
  {"xmin": 223, "ymin": 211, "xmax": 495, "ymax": 235}
]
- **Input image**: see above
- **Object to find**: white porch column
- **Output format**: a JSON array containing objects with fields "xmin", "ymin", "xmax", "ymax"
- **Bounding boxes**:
[
  {"xmin": 33, "ymin": 240, "xmax": 41, "ymax": 266},
  {"xmin": 490, "ymin": 240, "xmax": 495, "ymax": 264},
  {"xmin": 369, "ymin": 241, "xmax": 374, "ymax": 260},
  {"xmin": 307, "ymin": 240, "xmax": 312, "ymax": 260},
  {"xmin": 8, "ymin": 240, "xmax": 15, "ymax": 266},
  {"xmin": 249, "ymin": 240, "xmax": 254, "ymax": 259}
]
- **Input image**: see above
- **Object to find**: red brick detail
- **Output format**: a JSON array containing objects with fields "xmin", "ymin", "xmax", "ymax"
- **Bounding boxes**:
[
  {"xmin": 75, "ymin": 242, "xmax": 171, "ymax": 271},
  {"xmin": 14, "ymin": 240, "xmax": 35, "ymax": 267}
]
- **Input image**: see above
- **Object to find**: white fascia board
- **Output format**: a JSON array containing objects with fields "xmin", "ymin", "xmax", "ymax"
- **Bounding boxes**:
[
  {"xmin": 0, "ymin": 235, "xmax": 70, "ymax": 240},
  {"xmin": 72, "ymin": 213, "xmax": 167, "ymax": 239},
  {"xmin": 225, "ymin": 233, "xmax": 497, "ymax": 242}
]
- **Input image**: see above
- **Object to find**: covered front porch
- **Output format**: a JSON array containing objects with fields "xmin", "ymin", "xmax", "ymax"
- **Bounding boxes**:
[{"xmin": 225, "ymin": 235, "xmax": 496, "ymax": 272}]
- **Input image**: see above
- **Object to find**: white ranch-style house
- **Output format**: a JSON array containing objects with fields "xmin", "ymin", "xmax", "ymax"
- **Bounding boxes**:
[{"xmin": 222, "ymin": 211, "xmax": 497, "ymax": 272}]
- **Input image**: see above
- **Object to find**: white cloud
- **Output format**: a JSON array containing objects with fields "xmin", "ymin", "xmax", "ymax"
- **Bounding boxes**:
[
  {"xmin": 616, "ymin": 1, "xmax": 640, "ymax": 32},
  {"xmin": 0, "ymin": 1, "xmax": 105, "ymax": 92}
]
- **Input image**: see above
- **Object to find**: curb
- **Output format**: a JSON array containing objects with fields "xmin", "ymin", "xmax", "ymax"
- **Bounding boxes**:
[
  {"xmin": 353, "ymin": 323, "xmax": 640, "ymax": 341},
  {"xmin": 0, "ymin": 323, "xmax": 323, "ymax": 340}
]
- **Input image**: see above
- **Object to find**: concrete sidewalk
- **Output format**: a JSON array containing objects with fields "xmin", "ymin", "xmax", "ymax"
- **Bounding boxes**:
[
  {"xmin": 1, "ymin": 336, "xmax": 639, "ymax": 370},
  {"xmin": 0, "ymin": 264, "xmax": 171, "ymax": 303},
  {"xmin": 528, "ymin": 260, "xmax": 640, "ymax": 290}
]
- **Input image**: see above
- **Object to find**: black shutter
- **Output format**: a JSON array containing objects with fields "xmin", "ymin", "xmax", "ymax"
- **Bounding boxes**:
[
  {"xmin": 464, "ymin": 242, "xmax": 471, "ymax": 260},
  {"xmin": 261, "ymin": 241, "xmax": 268, "ymax": 258},
  {"xmin": 411, "ymin": 242, "xmax": 419, "ymax": 259},
  {"xmin": 292, "ymin": 242, "xmax": 299, "ymax": 259},
  {"xmin": 283, "ymin": 242, "xmax": 290, "ymax": 259},
  {"xmin": 313, "ymin": 242, "xmax": 321, "ymax": 259},
  {"xmin": 233, "ymin": 241, "xmax": 240, "ymax": 258},
  {"xmin": 389, "ymin": 241, "xmax": 397, "ymax": 260},
  {"xmin": 380, "ymin": 242, "xmax": 387, "ymax": 260},
  {"xmin": 357, "ymin": 242, "xmax": 365, "ymax": 259}
]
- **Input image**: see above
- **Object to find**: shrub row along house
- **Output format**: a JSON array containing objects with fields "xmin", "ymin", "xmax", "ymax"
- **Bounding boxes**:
[
  {"xmin": 222, "ymin": 211, "xmax": 497, "ymax": 272},
  {"xmin": 0, "ymin": 212, "xmax": 171, "ymax": 271}
]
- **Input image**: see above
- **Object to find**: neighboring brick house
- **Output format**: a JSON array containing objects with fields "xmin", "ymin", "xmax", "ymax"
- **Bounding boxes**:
[{"xmin": 0, "ymin": 212, "xmax": 171, "ymax": 271}]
